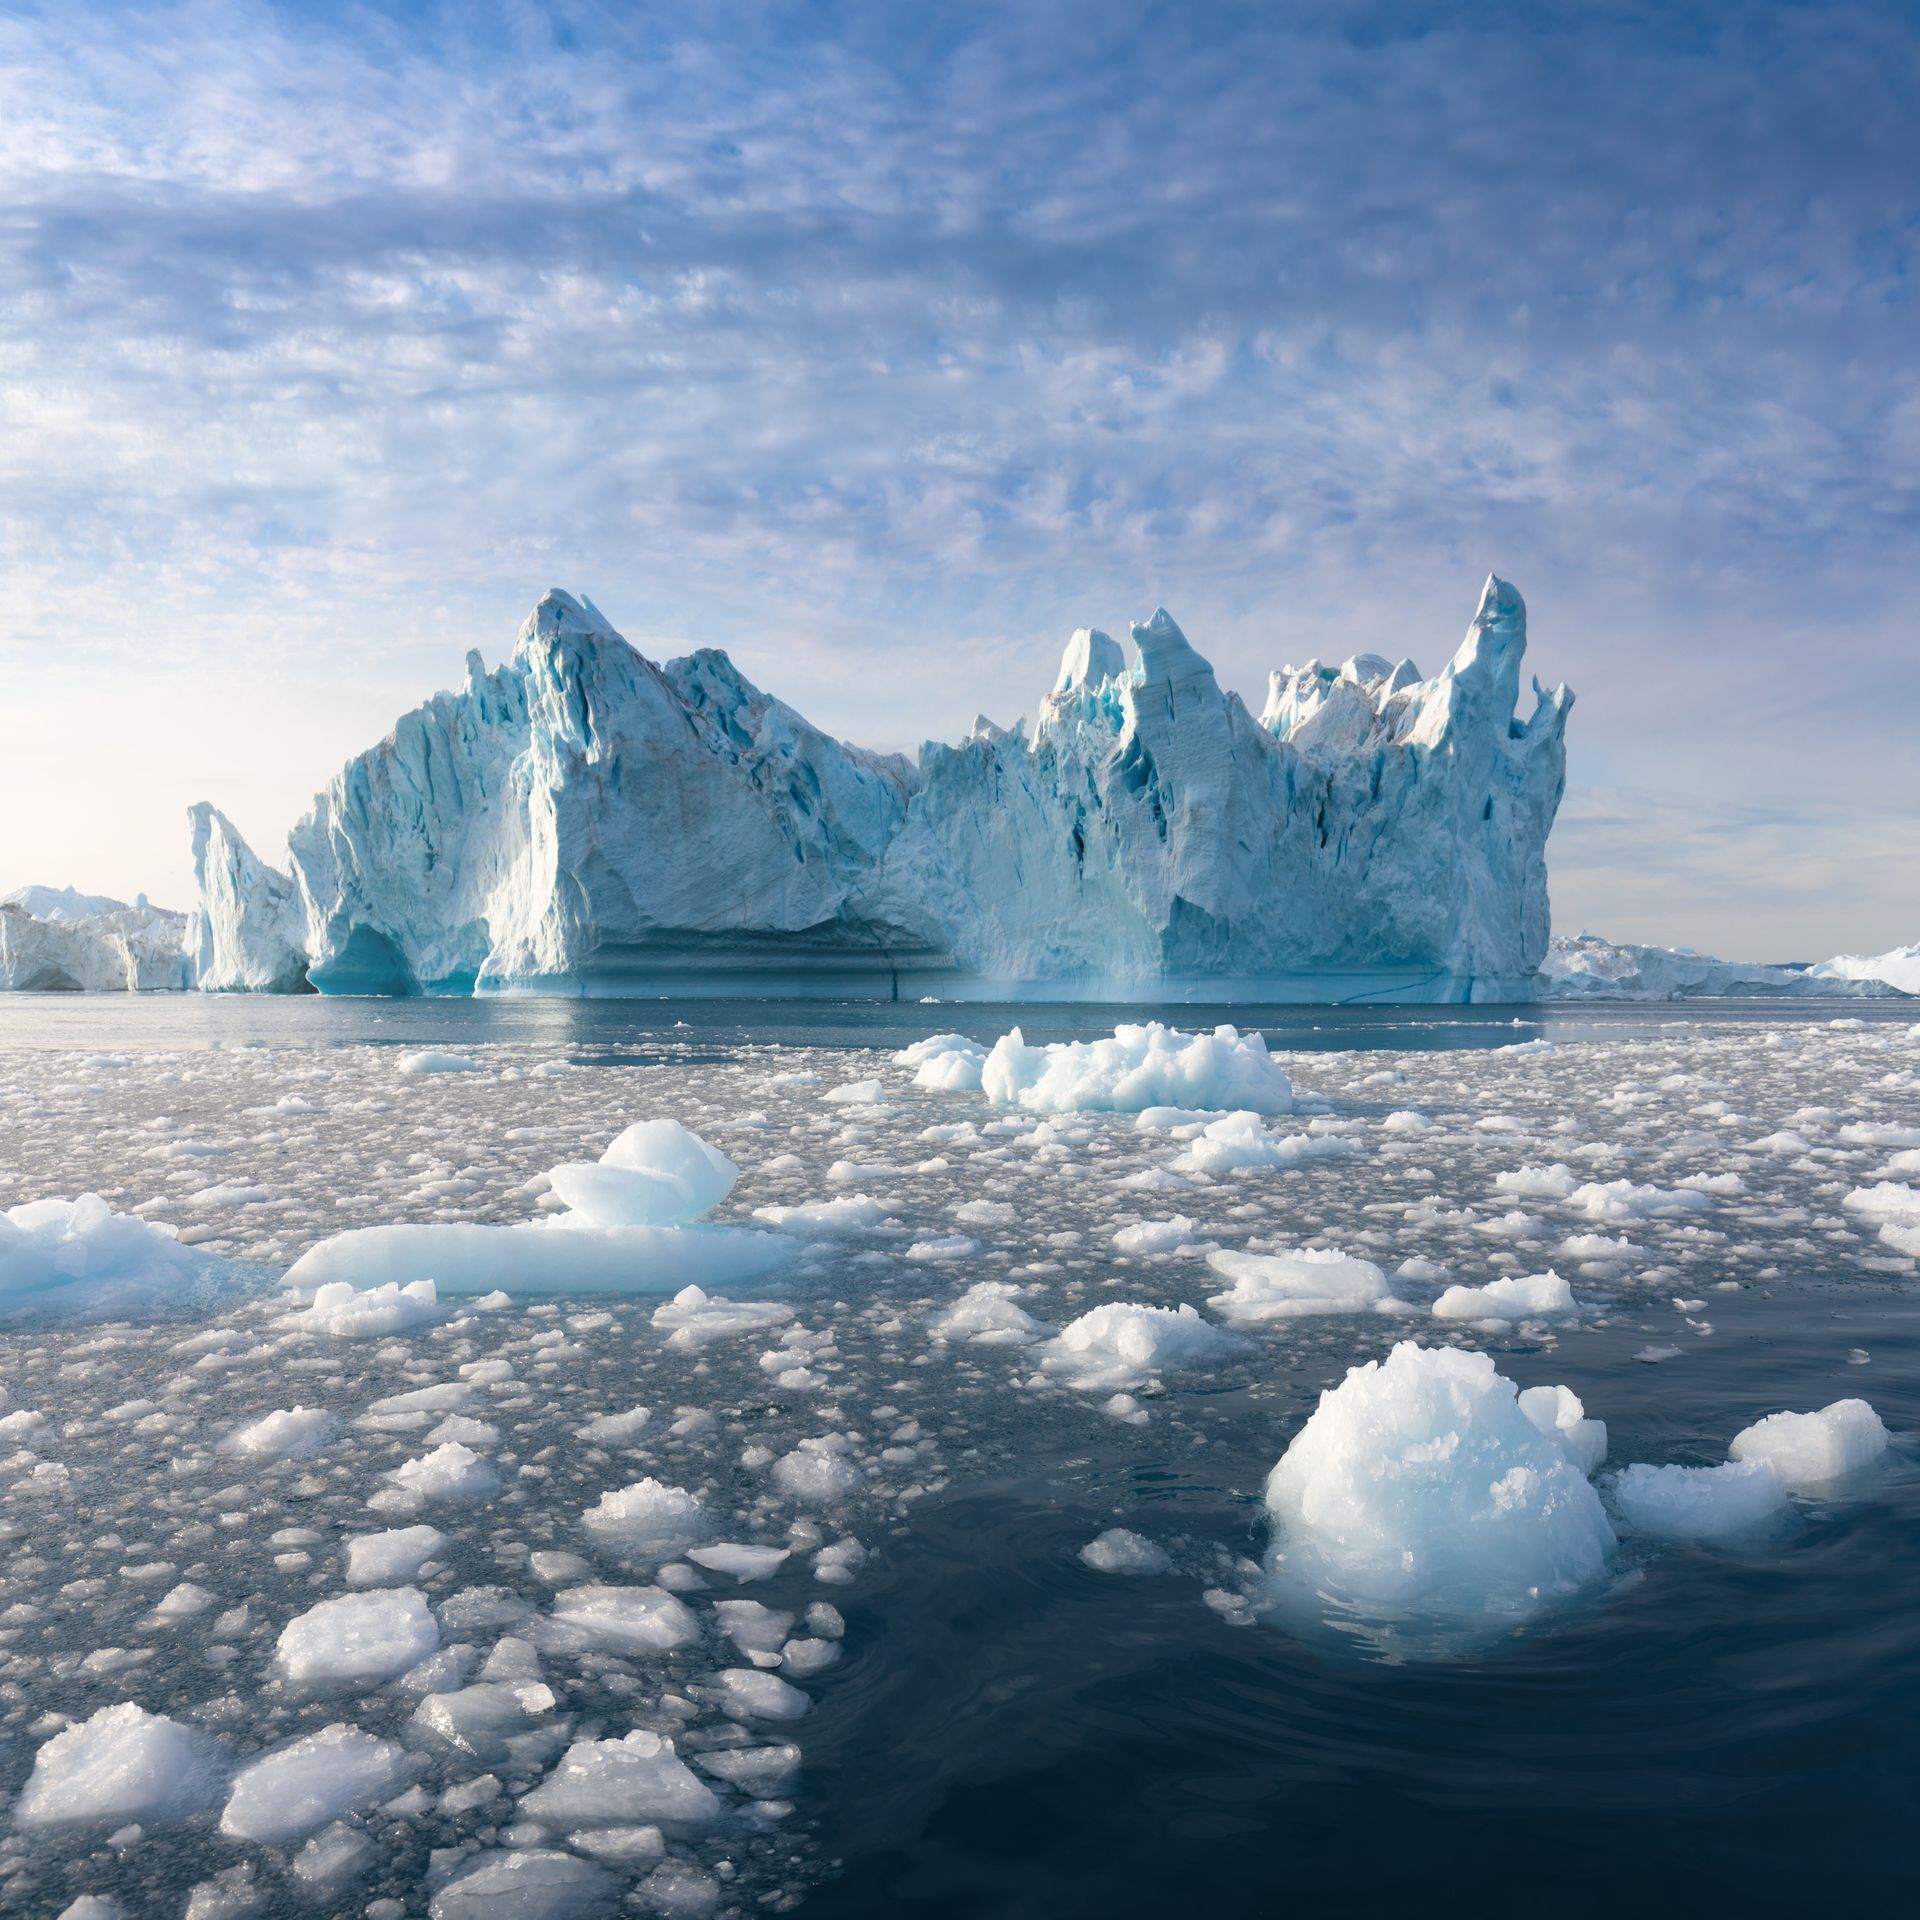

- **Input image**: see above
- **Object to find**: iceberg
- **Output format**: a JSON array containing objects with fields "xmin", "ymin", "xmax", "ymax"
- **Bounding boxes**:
[
  {"xmin": 0, "ymin": 886, "xmax": 188, "ymax": 991},
  {"xmin": 1538, "ymin": 931, "xmax": 1910, "ymax": 1000},
  {"xmin": 187, "ymin": 576, "xmax": 1572, "ymax": 1001}
]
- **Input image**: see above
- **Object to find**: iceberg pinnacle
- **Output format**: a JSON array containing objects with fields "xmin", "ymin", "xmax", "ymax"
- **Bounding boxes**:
[{"xmin": 186, "ymin": 577, "xmax": 1574, "ymax": 1001}]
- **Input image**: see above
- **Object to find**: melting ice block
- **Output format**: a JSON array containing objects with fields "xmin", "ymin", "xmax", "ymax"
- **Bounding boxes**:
[
  {"xmin": 0, "ymin": 1194, "xmax": 222, "ymax": 1322},
  {"xmin": 984, "ymin": 1023, "xmax": 1294, "ymax": 1115},
  {"xmin": 281, "ymin": 1118, "xmax": 788, "ymax": 1298},
  {"xmin": 1263, "ymin": 1342, "xmax": 1615, "ymax": 1641},
  {"xmin": 13, "ymin": 1703, "xmax": 220, "ymax": 1828},
  {"xmin": 1728, "ymin": 1398, "xmax": 1890, "ymax": 1487}
]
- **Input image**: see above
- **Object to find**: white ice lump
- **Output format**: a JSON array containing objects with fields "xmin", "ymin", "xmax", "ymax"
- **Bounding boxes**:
[
  {"xmin": 1265, "ymin": 1342, "xmax": 1614, "ymax": 1626},
  {"xmin": 982, "ymin": 1023, "xmax": 1293, "ymax": 1115}
]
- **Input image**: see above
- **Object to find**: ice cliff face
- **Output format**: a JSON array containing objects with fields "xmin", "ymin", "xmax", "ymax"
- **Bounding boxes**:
[
  {"xmin": 0, "ymin": 891, "xmax": 187, "ymax": 992},
  {"xmin": 189, "ymin": 577, "xmax": 1574, "ymax": 1001}
]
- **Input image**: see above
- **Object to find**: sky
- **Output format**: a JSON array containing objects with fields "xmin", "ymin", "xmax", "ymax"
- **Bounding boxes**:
[{"xmin": 1, "ymin": 0, "xmax": 1915, "ymax": 961}]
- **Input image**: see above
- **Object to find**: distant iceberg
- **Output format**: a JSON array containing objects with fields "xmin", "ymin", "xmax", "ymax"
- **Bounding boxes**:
[
  {"xmin": 186, "ymin": 576, "xmax": 1574, "ymax": 1002},
  {"xmin": 0, "ymin": 886, "xmax": 187, "ymax": 992},
  {"xmin": 1537, "ymin": 931, "xmax": 1912, "ymax": 1000}
]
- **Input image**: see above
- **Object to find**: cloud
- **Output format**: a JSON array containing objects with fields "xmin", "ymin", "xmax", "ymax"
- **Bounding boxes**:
[{"xmin": 0, "ymin": 0, "xmax": 1914, "ymax": 953}]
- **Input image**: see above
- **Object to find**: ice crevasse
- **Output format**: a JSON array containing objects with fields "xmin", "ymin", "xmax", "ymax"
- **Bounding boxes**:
[{"xmin": 186, "ymin": 576, "xmax": 1572, "ymax": 1002}]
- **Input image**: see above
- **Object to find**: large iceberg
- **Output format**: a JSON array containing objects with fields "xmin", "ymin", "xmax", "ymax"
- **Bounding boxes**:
[
  {"xmin": 187, "ymin": 577, "xmax": 1572, "ymax": 1001},
  {"xmin": 0, "ymin": 886, "xmax": 187, "ymax": 991}
]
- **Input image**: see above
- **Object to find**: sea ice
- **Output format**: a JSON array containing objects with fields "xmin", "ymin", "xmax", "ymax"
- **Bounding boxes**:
[
  {"xmin": 430, "ymin": 1850, "xmax": 618, "ymax": 1920},
  {"xmin": 1204, "ymin": 1247, "xmax": 1391, "ymax": 1322},
  {"xmin": 1263, "ymin": 1342, "xmax": 1615, "ymax": 1634},
  {"xmin": 221, "ymin": 1404, "xmax": 336, "ymax": 1458},
  {"xmin": 1431, "ymin": 1270, "xmax": 1580, "ymax": 1321},
  {"xmin": 1041, "ymin": 1302, "xmax": 1243, "ymax": 1390},
  {"xmin": 1610, "ymin": 1459, "xmax": 1789, "ymax": 1540},
  {"xmin": 345, "ymin": 1524, "xmax": 448, "ymax": 1586},
  {"xmin": 929, "ymin": 1281, "xmax": 1051, "ymax": 1345},
  {"xmin": 13, "ymin": 1703, "xmax": 219, "ymax": 1828},
  {"xmin": 982, "ymin": 1024, "xmax": 1294, "ymax": 1115},
  {"xmin": 283, "ymin": 1118, "xmax": 788, "ymax": 1297},
  {"xmin": 1728, "ymin": 1399, "xmax": 1890, "ymax": 1487},
  {"xmin": 542, "ymin": 1585, "xmax": 702, "ymax": 1654},
  {"xmin": 276, "ymin": 1587, "xmax": 439, "ymax": 1684},
  {"xmin": 581, "ymin": 1478, "xmax": 709, "ymax": 1555},
  {"xmin": 651, "ymin": 1285, "xmax": 795, "ymax": 1348},
  {"xmin": 1516, "ymin": 1385, "xmax": 1608, "ymax": 1475},
  {"xmin": 1080, "ymin": 1528, "xmax": 1172, "ymax": 1574},
  {"xmin": 519, "ymin": 1732, "xmax": 721, "ymax": 1827},
  {"xmin": 220, "ymin": 1723, "xmax": 408, "ymax": 1843},
  {"xmin": 0, "ymin": 1194, "xmax": 216, "ymax": 1321}
]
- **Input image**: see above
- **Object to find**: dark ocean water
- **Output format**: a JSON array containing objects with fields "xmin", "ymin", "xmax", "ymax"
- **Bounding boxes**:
[{"xmin": 2, "ymin": 993, "xmax": 1916, "ymax": 1917}]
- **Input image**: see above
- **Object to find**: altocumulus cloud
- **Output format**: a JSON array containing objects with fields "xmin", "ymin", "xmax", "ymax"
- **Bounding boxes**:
[{"xmin": 0, "ymin": 0, "xmax": 1915, "ymax": 955}]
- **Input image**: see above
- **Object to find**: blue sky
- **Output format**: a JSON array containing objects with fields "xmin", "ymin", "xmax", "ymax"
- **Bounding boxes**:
[{"xmin": 1, "ymin": 0, "xmax": 1915, "ymax": 958}]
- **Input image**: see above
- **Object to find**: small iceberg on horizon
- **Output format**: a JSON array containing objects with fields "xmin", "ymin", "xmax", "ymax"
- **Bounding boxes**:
[{"xmin": 282, "ymin": 1120, "xmax": 791, "ymax": 1300}]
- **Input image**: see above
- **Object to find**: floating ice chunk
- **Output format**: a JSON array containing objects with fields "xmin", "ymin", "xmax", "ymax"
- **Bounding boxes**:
[
  {"xmin": 221, "ymin": 1405, "xmax": 336, "ymax": 1459},
  {"xmin": 1728, "ymin": 1399, "xmax": 1890, "ymax": 1487},
  {"xmin": 1264, "ymin": 1343, "xmax": 1615, "ymax": 1637},
  {"xmin": 1431, "ymin": 1270, "xmax": 1580, "ymax": 1321},
  {"xmin": 910, "ymin": 1040, "xmax": 987, "ymax": 1091},
  {"xmin": 543, "ymin": 1585, "xmax": 702, "ymax": 1654},
  {"xmin": 391, "ymin": 1441, "xmax": 498, "ymax": 1504},
  {"xmin": 582, "ymin": 1479, "xmax": 708, "ymax": 1555},
  {"xmin": 14, "ymin": 1703, "xmax": 219, "ymax": 1828},
  {"xmin": 1516, "ymin": 1385, "xmax": 1608, "ymax": 1475},
  {"xmin": 430, "ymin": 1849, "xmax": 619, "ymax": 1920},
  {"xmin": 1080, "ymin": 1529, "xmax": 1172, "ymax": 1574},
  {"xmin": 1610, "ymin": 1459, "xmax": 1789, "ymax": 1540},
  {"xmin": 520, "ymin": 1732, "xmax": 720, "ymax": 1828},
  {"xmin": 823, "ymin": 1078, "xmax": 888, "ymax": 1105},
  {"xmin": 152, "ymin": 1581, "xmax": 217, "ymax": 1620},
  {"xmin": 905, "ymin": 1234, "xmax": 979, "ymax": 1262},
  {"xmin": 576, "ymin": 1405, "xmax": 651, "ymax": 1443},
  {"xmin": 752, "ymin": 1194, "xmax": 888, "ymax": 1233},
  {"xmin": 562, "ymin": 1118, "xmax": 739, "ymax": 1225},
  {"xmin": 1495, "ymin": 1164, "xmax": 1578, "ymax": 1200},
  {"xmin": 697, "ymin": 1743, "xmax": 802, "ymax": 1797},
  {"xmin": 895, "ymin": 1032, "xmax": 983, "ymax": 1068},
  {"xmin": 771, "ymin": 1435, "xmax": 866, "ymax": 1501},
  {"xmin": 1566, "ymin": 1180, "xmax": 1713, "ymax": 1223},
  {"xmin": 704, "ymin": 1668, "xmax": 811, "ymax": 1722},
  {"xmin": 345, "ymin": 1525, "xmax": 448, "ymax": 1587},
  {"xmin": 289, "ymin": 1278, "xmax": 442, "ymax": 1337},
  {"xmin": 290, "ymin": 1821, "xmax": 374, "ymax": 1889},
  {"xmin": 1171, "ymin": 1111, "xmax": 1354, "ymax": 1175},
  {"xmin": 412, "ymin": 1676, "xmax": 556, "ymax": 1759},
  {"xmin": 929, "ymin": 1281, "xmax": 1052, "ymax": 1345},
  {"xmin": 1041, "ymin": 1302, "xmax": 1243, "ymax": 1391},
  {"xmin": 1114, "ymin": 1216, "xmax": 1200, "ymax": 1254},
  {"xmin": 1842, "ymin": 1183, "xmax": 1920, "ymax": 1256},
  {"xmin": 220, "ymin": 1723, "xmax": 407, "ymax": 1843},
  {"xmin": 687, "ymin": 1543, "xmax": 792, "ymax": 1581},
  {"xmin": 983, "ymin": 1023, "xmax": 1293, "ymax": 1116},
  {"xmin": 397, "ymin": 1050, "xmax": 479, "ymax": 1074},
  {"xmin": 1205, "ymin": 1247, "xmax": 1390, "ymax": 1323},
  {"xmin": 651, "ymin": 1285, "xmax": 795, "ymax": 1348},
  {"xmin": 276, "ymin": 1587, "xmax": 438, "ymax": 1685},
  {"xmin": 711, "ymin": 1599, "xmax": 794, "ymax": 1654},
  {"xmin": 285, "ymin": 1219, "xmax": 788, "ymax": 1299},
  {"xmin": 0, "ymin": 1194, "xmax": 217, "ymax": 1321}
]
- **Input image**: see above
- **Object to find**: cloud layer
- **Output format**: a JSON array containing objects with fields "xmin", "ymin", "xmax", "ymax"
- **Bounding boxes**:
[{"xmin": 2, "ymin": 0, "xmax": 1915, "ymax": 957}]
